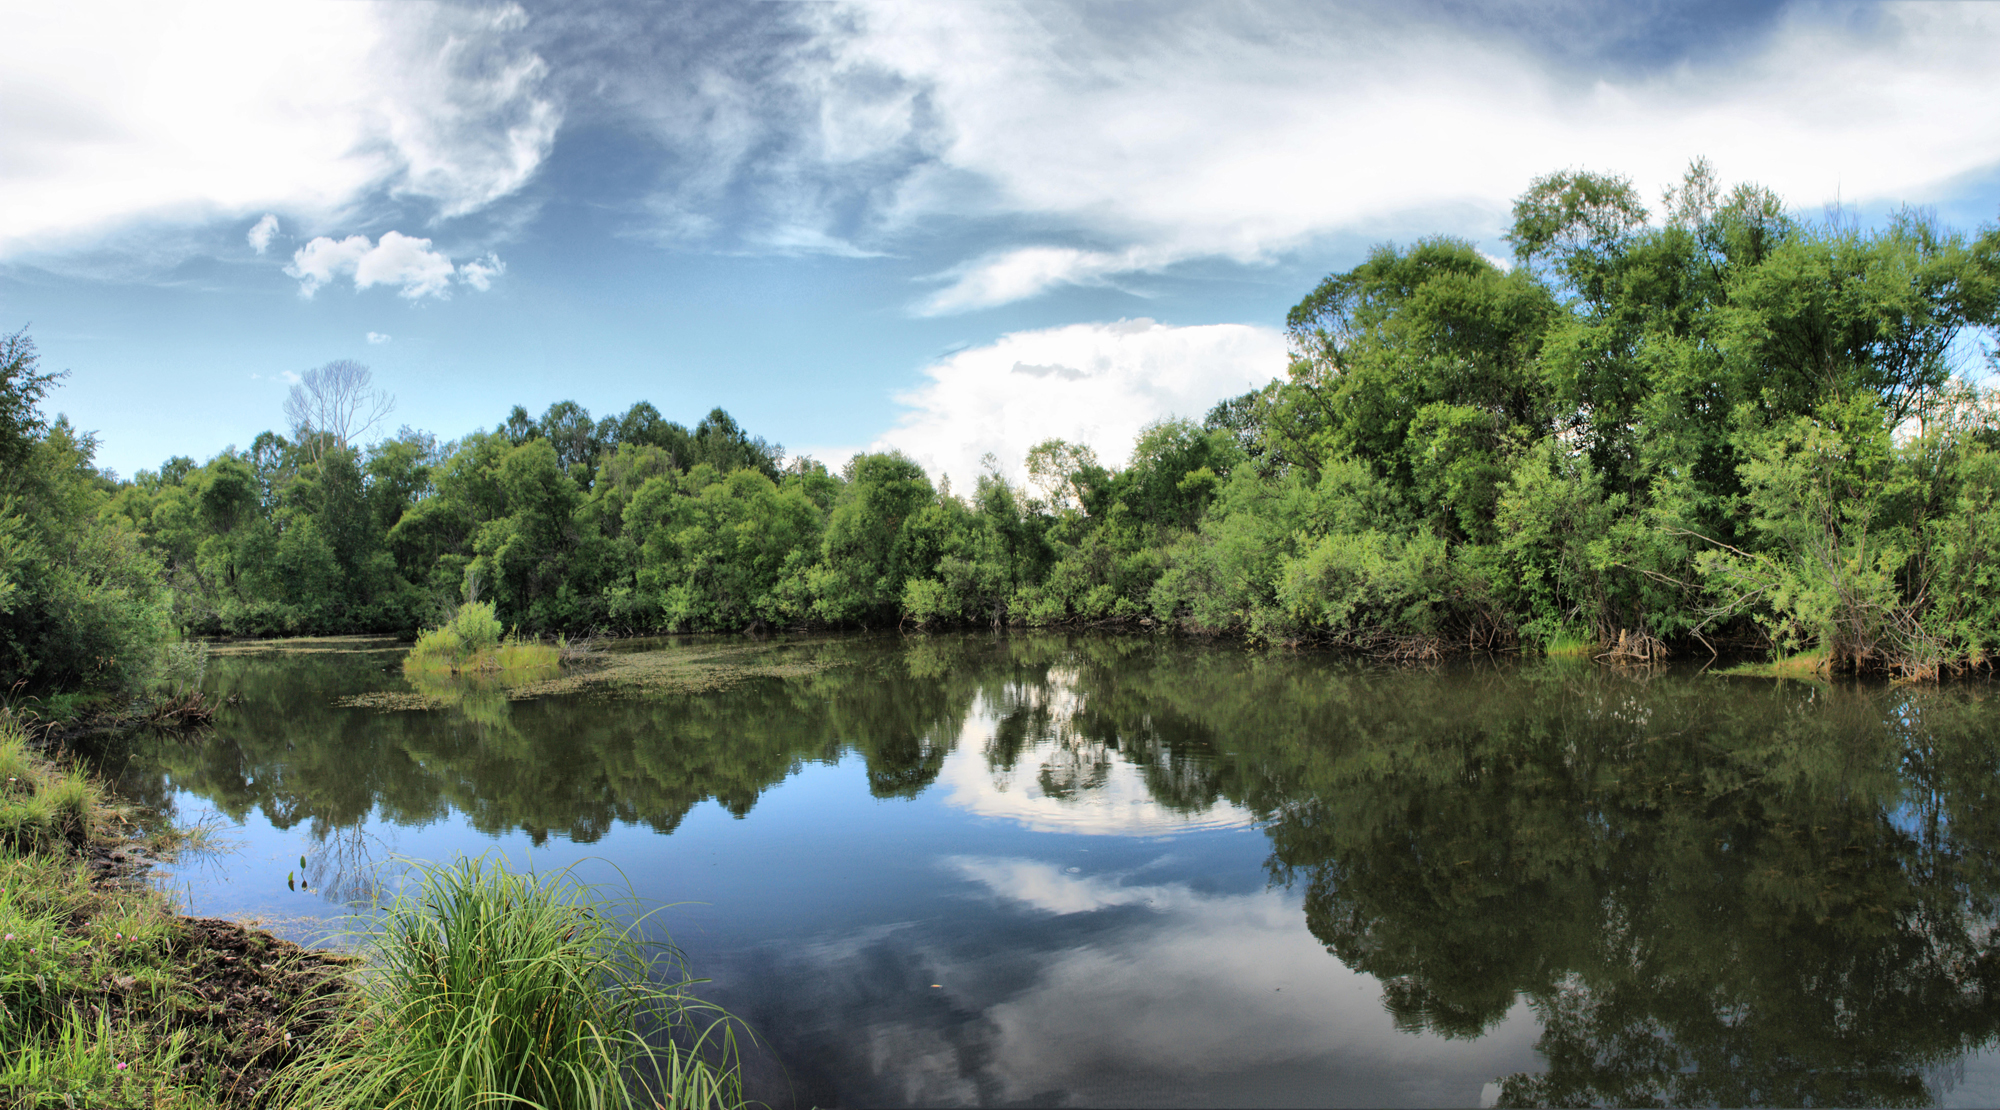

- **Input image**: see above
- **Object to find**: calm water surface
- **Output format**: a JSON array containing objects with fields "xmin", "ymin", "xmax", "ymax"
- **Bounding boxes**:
[{"xmin": 85, "ymin": 634, "xmax": 2000, "ymax": 1108}]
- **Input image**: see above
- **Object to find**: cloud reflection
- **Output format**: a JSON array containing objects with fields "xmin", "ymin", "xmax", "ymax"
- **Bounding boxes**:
[
  {"xmin": 953, "ymin": 856, "xmax": 1540, "ymax": 1106},
  {"xmin": 935, "ymin": 681, "xmax": 1256, "ymax": 836},
  {"xmin": 718, "ymin": 854, "xmax": 1543, "ymax": 1108}
]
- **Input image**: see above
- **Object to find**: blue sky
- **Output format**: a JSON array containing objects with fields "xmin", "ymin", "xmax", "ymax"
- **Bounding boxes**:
[{"xmin": 6, "ymin": 0, "xmax": 2000, "ymax": 489}]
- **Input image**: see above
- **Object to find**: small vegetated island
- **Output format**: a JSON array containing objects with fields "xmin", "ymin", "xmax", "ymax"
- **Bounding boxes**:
[
  {"xmin": 2, "ymin": 161, "xmax": 1999, "ymax": 1105},
  {"xmin": 403, "ymin": 599, "xmax": 557, "ymax": 678}
]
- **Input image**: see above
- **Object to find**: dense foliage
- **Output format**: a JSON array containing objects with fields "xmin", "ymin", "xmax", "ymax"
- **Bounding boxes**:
[
  {"xmin": 0, "ymin": 330, "xmax": 170, "ymax": 695},
  {"xmin": 9, "ymin": 161, "xmax": 2000, "ymax": 689}
]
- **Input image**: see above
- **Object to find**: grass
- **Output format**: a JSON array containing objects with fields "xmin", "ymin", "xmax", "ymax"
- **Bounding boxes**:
[
  {"xmin": 0, "ymin": 722, "xmax": 93, "ymax": 855},
  {"xmin": 0, "ymin": 710, "xmax": 759, "ymax": 1109},
  {"xmin": 272, "ymin": 855, "xmax": 753, "ymax": 1110},
  {"xmin": 1716, "ymin": 647, "xmax": 1834, "ymax": 679},
  {"xmin": 0, "ymin": 710, "xmax": 356, "ymax": 1109},
  {"xmin": 1541, "ymin": 630, "xmax": 1596, "ymax": 658}
]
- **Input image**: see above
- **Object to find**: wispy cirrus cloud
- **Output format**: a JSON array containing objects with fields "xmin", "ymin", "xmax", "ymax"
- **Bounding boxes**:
[
  {"xmin": 861, "ymin": 1, "xmax": 2000, "ymax": 310},
  {"xmin": 547, "ymin": 1, "xmax": 2000, "ymax": 311}
]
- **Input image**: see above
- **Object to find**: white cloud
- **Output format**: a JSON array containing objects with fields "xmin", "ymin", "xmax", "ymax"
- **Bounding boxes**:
[
  {"xmin": 663, "ymin": 2, "xmax": 2000, "ymax": 309},
  {"xmin": 917, "ymin": 246, "xmax": 1167, "ymax": 316},
  {"xmin": 246, "ymin": 215, "xmax": 279, "ymax": 255},
  {"xmin": 873, "ymin": 318, "xmax": 1286, "ymax": 494},
  {"xmin": 285, "ymin": 232, "xmax": 501, "ymax": 299},
  {"xmin": 366, "ymin": 332, "xmax": 391, "ymax": 345},
  {"xmin": 0, "ymin": 2, "xmax": 557, "ymax": 258},
  {"xmin": 456, "ymin": 253, "xmax": 505, "ymax": 292}
]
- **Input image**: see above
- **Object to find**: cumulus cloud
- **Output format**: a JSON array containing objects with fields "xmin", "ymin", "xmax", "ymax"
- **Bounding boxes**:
[
  {"xmin": 246, "ymin": 215, "xmax": 280, "ymax": 255},
  {"xmin": 0, "ymin": 2, "xmax": 557, "ymax": 258},
  {"xmin": 873, "ymin": 318, "xmax": 1286, "ymax": 494},
  {"xmin": 285, "ymin": 231, "xmax": 500, "ymax": 299},
  {"xmin": 366, "ymin": 332, "xmax": 392, "ymax": 345}
]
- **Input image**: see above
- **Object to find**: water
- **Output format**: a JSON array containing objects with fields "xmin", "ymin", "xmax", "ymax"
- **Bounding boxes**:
[{"xmin": 84, "ymin": 634, "xmax": 2000, "ymax": 1107}]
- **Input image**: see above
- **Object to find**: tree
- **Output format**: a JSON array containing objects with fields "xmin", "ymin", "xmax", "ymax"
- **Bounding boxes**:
[
  {"xmin": 283, "ymin": 360, "xmax": 395, "ymax": 469},
  {"xmin": 538, "ymin": 400, "xmax": 600, "ymax": 476},
  {"xmin": 0, "ymin": 327, "xmax": 64, "ymax": 486}
]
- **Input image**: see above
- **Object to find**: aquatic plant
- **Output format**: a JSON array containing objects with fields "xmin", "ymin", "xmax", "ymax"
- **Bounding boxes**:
[
  {"xmin": 146, "ymin": 640, "xmax": 217, "ymax": 726},
  {"xmin": 274, "ymin": 854, "xmax": 752, "ymax": 1110}
]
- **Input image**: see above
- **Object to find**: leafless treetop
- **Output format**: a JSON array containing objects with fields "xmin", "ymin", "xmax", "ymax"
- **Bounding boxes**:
[{"xmin": 283, "ymin": 359, "xmax": 394, "ymax": 464}]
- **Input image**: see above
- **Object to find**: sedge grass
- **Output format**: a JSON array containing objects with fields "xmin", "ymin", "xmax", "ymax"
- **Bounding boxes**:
[
  {"xmin": 0, "ymin": 715, "xmax": 96, "ymax": 853},
  {"xmin": 272, "ymin": 854, "xmax": 754, "ymax": 1110},
  {"xmin": 1541, "ymin": 630, "xmax": 1596, "ymax": 658},
  {"xmin": 1716, "ymin": 647, "xmax": 1834, "ymax": 680}
]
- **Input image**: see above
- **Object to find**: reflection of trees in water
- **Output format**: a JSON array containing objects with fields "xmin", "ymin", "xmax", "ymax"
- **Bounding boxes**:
[
  {"xmin": 302, "ymin": 819, "xmax": 390, "ymax": 906},
  {"xmin": 1217, "ymin": 670, "xmax": 2000, "ymax": 1108},
  {"xmin": 132, "ymin": 638, "xmax": 992, "ymax": 844},
  {"xmin": 117, "ymin": 637, "xmax": 2000, "ymax": 1106},
  {"xmin": 977, "ymin": 648, "xmax": 1230, "ymax": 816},
  {"xmin": 944, "ymin": 651, "xmax": 2000, "ymax": 1107}
]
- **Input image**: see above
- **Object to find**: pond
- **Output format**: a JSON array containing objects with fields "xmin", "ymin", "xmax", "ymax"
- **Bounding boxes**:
[{"xmin": 84, "ymin": 633, "xmax": 2000, "ymax": 1108}]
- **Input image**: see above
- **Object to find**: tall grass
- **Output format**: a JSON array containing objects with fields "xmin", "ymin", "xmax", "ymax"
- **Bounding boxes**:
[
  {"xmin": 273, "ymin": 855, "xmax": 753, "ymax": 1110},
  {"xmin": 0, "ymin": 715, "xmax": 95, "ymax": 853},
  {"xmin": 0, "ymin": 722, "xmax": 215, "ymax": 1108}
]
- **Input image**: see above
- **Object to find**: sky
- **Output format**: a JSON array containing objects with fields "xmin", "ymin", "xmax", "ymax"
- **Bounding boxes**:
[{"xmin": 7, "ymin": 0, "xmax": 2000, "ymax": 490}]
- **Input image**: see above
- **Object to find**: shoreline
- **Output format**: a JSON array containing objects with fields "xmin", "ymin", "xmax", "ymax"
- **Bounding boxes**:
[{"xmin": 1, "ymin": 728, "xmax": 357, "ymax": 1108}]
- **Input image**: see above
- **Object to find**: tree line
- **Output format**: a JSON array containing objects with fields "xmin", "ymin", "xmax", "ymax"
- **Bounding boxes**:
[{"xmin": 6, "ymin": 158, "xmax": 2000, "ymax": 694}]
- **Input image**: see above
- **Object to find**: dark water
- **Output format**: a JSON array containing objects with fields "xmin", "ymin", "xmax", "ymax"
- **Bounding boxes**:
[{"xmin": 89, "ymin": 634, "xmax": 2000, "ymax": 1108}]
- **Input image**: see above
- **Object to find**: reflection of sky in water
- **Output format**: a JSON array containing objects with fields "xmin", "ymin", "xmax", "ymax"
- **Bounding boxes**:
[
  {"xmin": 937, "ymin": 682, "xmax": 1254, "ymax": 836},
  {"xmin": 943, "ymin": 856, "xmax": 1539, "ymax": 1106},
  {"xmin": 151, "ymin": 726, "xmax": 1529, "ymax": 1107},
  {"xmin": 141, "ymin": 644, "xmax": 2000, "ymax": 1108}
]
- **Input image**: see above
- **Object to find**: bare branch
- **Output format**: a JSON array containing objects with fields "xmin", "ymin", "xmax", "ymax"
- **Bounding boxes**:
[{"xmin": 283, "ymin": 359, "xmax": 395, "ymax": 467}]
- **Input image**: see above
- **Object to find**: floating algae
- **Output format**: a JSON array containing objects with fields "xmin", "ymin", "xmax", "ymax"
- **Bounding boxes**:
[
  {"xmin": 334, "ymin": 639, "xmax": 843, "ymax": 712},
  {"xmin": 210, "ymin": 635, "xmax": 408, "ymax": 657}
]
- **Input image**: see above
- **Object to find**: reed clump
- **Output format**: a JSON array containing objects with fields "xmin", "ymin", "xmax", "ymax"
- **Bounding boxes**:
[
  {"xmin": 405, "ymin": 602, "xmax": 559, "ymax": 677},
  {"xmin": 274, "ymin": 855, "xmax": 752, "ymax": 1110}
]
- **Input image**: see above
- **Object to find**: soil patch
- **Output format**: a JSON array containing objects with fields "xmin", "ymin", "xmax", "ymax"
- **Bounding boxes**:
[{"xmin": 163, "ymin": 917, "xmax": 357, "ymax": 1106}]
